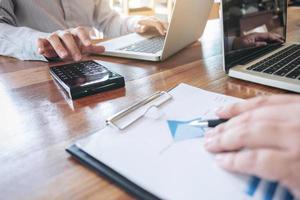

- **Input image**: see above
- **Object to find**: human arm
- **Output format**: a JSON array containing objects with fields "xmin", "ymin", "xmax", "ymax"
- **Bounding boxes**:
[
  {"xmin": 94, "ymin": 0, "xmax": 168, "ymax": 38},
  {"xmin": 0, "ymin": 0, "xmax": 49, "ymax": 61},
  {"xmin": 38, "ymin": 0, "xmax": 168, "ymax": 61}
]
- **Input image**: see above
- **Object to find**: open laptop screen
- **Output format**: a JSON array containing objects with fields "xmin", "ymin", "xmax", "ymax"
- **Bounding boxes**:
[{"xmin": 222, "ymin": 0, "xmax": 287, "ymax": 71}]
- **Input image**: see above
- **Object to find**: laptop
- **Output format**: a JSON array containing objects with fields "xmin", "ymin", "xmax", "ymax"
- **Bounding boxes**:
[
  {"xmin": 221, "ymin": 0, "xmax": 300, "ymax": 93},
  {"xmin": 99, "ymin": 0, "xmax": 214, "ymax": 61}
]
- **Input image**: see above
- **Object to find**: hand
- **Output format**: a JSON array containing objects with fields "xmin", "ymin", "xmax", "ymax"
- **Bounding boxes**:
[
  {"xmin": 204, "ymin": 95, "xmax": 300, "ymax": 198},
  {"xmin": 37, "ymin": 26, "xmax": 105, "ymax": 61},
  {"xmin": 135, "ymin": 17, "xmax": 168, "ymax": 35},
  {"xmin": 232, "ymin": 32, "xmax": 284, "ymax": 50}
]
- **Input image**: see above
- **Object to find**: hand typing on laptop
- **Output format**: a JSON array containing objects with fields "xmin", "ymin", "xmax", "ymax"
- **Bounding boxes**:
[
  {"xmin": 222, "ymin": 0, "xmax": 300, "ymax": 93},
  {"xmin": 204, "ymin": 95, "xmax": 300, "ymax": 198},
  {"xmin": 0, "ymin": 0, "xmax": 167, "ymax": 61},
  {"xmin": 37, "ymin": 18, "xmax": 168, "ymax": 61},
  {"xmin": 135, "ymin": 17, "xmax": 168, "ymax": 36},
  {"xmin": 232, "ymin": 32, "xmax": 284, "ymax": 50}
]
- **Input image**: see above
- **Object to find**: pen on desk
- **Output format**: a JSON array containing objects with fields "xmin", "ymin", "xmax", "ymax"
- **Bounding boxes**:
[{"xmin": 189, "ymin": 118, "xmax": 229, "ymax": 128}]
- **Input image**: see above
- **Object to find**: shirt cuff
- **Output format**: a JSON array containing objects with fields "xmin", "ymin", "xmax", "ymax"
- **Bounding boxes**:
[{"xmin": 21, "ymin": 31, "xmax": 51, "ymax": 62}]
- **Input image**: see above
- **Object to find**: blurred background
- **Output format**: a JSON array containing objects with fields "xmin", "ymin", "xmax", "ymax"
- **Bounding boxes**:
[
  {"xmin": 109, "ymin": 0, "xmax": 221, "ymax": 21},
  {"xmin": 109, "ymin": 0, "xmax": 299, "ymax": 22}
]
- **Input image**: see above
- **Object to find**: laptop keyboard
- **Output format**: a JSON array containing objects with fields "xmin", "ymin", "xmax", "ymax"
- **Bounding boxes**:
[
  {"xmin": 119, "ymin": 37, "xmax": 165, "ymax": 54},
  {"xmin": 246, "ymin": 44, "xmax": 300, "ymax": 80}
]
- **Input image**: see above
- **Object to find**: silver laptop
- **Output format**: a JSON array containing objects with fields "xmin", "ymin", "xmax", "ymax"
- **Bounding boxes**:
[
  {"xmin": 221, "ymin": 0, "xmax": 300, "ymax": 93},
  {"xmin": 99, "ymin": 0, "xmax": 214, "ymax": 61}
]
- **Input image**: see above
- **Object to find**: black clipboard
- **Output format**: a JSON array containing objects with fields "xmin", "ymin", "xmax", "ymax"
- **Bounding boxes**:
[
  {"xmin": 66, "ymin": 145, "xmax": 160, "ymax": 200},
  {"xmin": 66, "ymin": 90, "xmax": 173, "ymax": 200}
]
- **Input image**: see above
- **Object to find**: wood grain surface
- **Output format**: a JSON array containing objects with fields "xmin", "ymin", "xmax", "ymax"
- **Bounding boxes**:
[{"xmin": 0, "ymin": 7, "xmax": 299, "ymax": 200}]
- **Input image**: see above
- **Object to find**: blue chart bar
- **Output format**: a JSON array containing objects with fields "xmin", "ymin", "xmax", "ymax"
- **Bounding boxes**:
[
  {"xmin": 246, "ymin": 176, "xmax": 261, "ymax": 196},
  {"xmin": 264, "ymin": 182, "xmax": 278, "ymax": 200},
  {"xmin": 283, "ymin": 189, "xmax": 294, "ymax": 200},
  {"xmin": 167, "ymin": 118, "xmax": 205, "ymax": 141},
  {"xmin": 246, "ymin": 177, "xmax": 294, "ymax": 200}
]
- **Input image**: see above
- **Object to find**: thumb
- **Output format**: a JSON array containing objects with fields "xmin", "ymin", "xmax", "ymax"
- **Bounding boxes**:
[
  {"xmin": 135, "ymin": 25, "xmax": 148, "ymax": 33},
  {"xmin": 37, "ymin": 38, "xmax": 48, "ymax": 54},
  {"xmin": 254, "ymin": 41, "xmax": 267, "ymax": 47},
  {"xmin": 83, "ymin": 45, "xmax": 105, "ymax": 55},
  {"xmin": 37, "ymin": 38, "xmax": 58, "ymax": 58},
  {"xmin": 216, "ymin": 95, "xmax": 300, "ymax": 118}
]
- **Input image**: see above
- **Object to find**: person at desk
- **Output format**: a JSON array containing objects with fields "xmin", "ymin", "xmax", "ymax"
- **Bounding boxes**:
[
  {"xmin": 205, "ymin": 95, "xmax": 300, "ymax": 197},
  {"xmin": 0, "ymin": 0, "xmax": 167, "ymax": 61},
  {"xmin": 225, "ymin": 32, "xmax": 284, "ymax": 51}
]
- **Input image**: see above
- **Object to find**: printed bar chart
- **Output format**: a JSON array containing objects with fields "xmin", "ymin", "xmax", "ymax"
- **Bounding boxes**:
[
  {"xmin": 246, "ymin": 176, "xmax": 294, "ymax": 200},
  {"xmin": 166, "ymin": 117, "xmax": 296, "ymax": 200},
  {"xmin": 167, "ymin": 118, "xmax": 205, "ymax": 141}
]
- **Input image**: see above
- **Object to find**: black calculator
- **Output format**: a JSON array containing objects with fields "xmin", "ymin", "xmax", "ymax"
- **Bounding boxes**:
[{"xmin": 50, "ymin": 61, "xmax": 125, "ymax": 99}]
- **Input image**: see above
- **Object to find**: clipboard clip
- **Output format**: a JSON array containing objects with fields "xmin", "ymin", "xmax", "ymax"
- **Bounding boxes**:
[{"xmin": 106, "ymin": 91, "xmax": 172, "ymax": 130}]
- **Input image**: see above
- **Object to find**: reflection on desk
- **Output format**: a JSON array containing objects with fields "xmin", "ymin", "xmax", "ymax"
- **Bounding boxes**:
[{"xmin": 0, "ymin": 8, "xmax": 299, "ymax": 200}]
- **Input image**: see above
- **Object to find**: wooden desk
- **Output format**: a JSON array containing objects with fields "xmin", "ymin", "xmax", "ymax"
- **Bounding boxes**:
[{"xmin": 0, "ymin": 7, "xmax": 299, "ymax": 200}]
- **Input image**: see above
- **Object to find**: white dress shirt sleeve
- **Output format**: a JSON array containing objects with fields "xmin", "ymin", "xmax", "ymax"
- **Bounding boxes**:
[
  {"xmin": 0, "ymin": 0, "xmax": 50, "ymax": 61},
  {"xmin": 94, "ymin": 0, "xmax": 142, "ymax": 38}
]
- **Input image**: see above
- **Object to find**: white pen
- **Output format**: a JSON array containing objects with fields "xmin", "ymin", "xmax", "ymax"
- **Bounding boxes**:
[{"xmin": 189, "ymin": 119, "xmax": 229, "ymax": 128}]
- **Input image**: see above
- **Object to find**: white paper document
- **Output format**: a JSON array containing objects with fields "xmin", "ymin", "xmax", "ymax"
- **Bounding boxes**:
[{"xmin": 75, "ymin": 83, "xmax": 295, "ymax": 200}]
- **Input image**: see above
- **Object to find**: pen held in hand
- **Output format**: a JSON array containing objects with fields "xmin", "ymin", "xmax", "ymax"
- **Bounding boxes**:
[{"xmin": 189, "ymin": 118, "xmax": 229, "ymax": 128}]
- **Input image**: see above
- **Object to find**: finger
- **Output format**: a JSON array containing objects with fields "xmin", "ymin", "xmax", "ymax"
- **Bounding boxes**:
[
  {"xmin": 214, "ymin": 103, "xmax": 300, "ymax": 135},
  {"xmin": 139, "ymin": 19, "xmax": 165, "ymax": 35},
  {"xmin": 154, "ymin": 22, "xmax": 166, "ymax": 35},
  {"xmin": 135, "ymin": 20, "xmax": 147, "ymax": 33},
  {"xmin": 205, "ymin": 122, "xmax": 288, "ymax": 153},
  {"xmin": 243, "ymin": 37, "xmax": 256, "ymax": 47},
  {"xmin": 157, "ymin": 21, "xmax": 168, "ymax": 34},
  {"xmin": 216, "ymin": 95, "xmax": 300, "ymax": 118},
  {"xmin": 271, "ymin": 32, "xmax": 283, "ymax": 39},
  {"xmin": 162, "ymin": 22, "xmax": 169, "ymax": 31},
  {"xmin": 38, "ymin": 38, "xmax": 53, "ymax": 54},
  {"xmin": 254, "ymin": 41, "xmax": 267, "ymax": 47},
  {"xmin": 59, "ymin": 32, "xmax": 82, "ymax": 61},
  {"xmin": 82, "ymin": 45, "xmax": 105, "ymax": 55},
  {"xmin": 135, "ymin": 25, "xmax": 150, "ymax": 34},
  {"xmin": 71, "ymin": 27, "xmax": 92, "ymax": 46},
  {"xmin": 37, "ymin": 38, "xmax": 47, "ymax": 54},
  {"xmin": 37, "ymin": 38, "xmax": 59, "ymax": 58},
  {"xmin": 255, "ymin": 32, "xmax": 283, "ymax": 43},
  {"xmin": 215, "ymin": 149, "xmax": 290, "ymax": 182},
  {"xmin": 41, "ymin": 49, "xmax": 58, "ymax": 59},
  {"xmin": 254, "ymin": 33, "xmax": 272, "ymax": 41},
  {"xmin": 46, "ymin": 34, "xmax": 68, "ymax": 59},
  {"xmin": 268, "ymin": 33, "xmax": 284, "ymax": 43}
]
